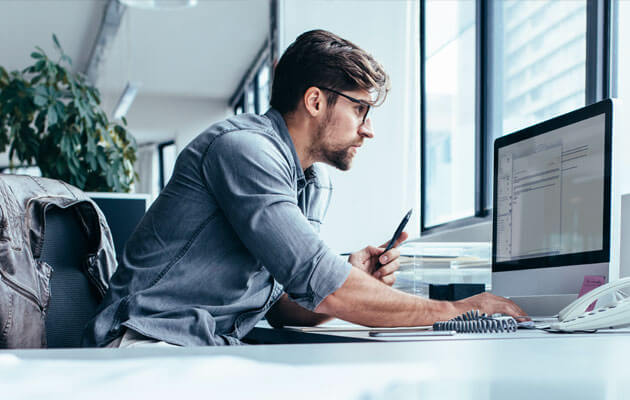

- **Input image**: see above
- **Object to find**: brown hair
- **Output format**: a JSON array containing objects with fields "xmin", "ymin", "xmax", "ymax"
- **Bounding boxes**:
[{"xmin": 270, "ymin": 29, "xmax": 390, "ymax": 115}]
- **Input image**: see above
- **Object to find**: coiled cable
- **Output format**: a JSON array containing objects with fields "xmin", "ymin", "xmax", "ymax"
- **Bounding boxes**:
[{"xmin": 433, "ymin": 310, "xmax": 518, "ymax": 333}]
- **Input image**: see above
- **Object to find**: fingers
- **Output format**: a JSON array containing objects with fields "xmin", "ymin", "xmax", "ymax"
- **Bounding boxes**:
[
  {"xmin": 380, "ymin": 274, "xmax": 396, "ymax": 286},
  {"xmin": 377, "ymin": 247, "xmax": 401, "ymax": 266},
  {"xmin": 372, "ymin": 247, "xmax": 401, "ymax": 278},
  {"xmin": 395, "ymin": 231, "xmax": 409, "ymax": 247},
  {"xmin": 468, "ymin": 292, "xmax": 530, "ymax": 320},
  {"xmin": 373, "ymin": 256, "xmax": 400, "ymax": 287},
  {"xmin": 502, "ymin": 299, "xmax": 529, "ymax": 321},
  {"xmin": 367, "ymin": 245, "xmax": 385, "ymax": 257},
  {"xmin": 372, "ymin": 266, "xmax": 397, "ymax": 286},
  {"xmin": 374, "ymin": 258, "xmax": 400, "ymax": 278},
  {"xmin": 379, "ymin": 231, "xmax": 409, "ymax": 249},
  {"xmin": 488, "ymin": 293, "xmax": 528, "ymax": 319}
]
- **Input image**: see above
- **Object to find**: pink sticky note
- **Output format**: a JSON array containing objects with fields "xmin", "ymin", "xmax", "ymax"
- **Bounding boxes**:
[{"xmin": 578, "ymin": 275, "xmax": 606, "ymax": 311}]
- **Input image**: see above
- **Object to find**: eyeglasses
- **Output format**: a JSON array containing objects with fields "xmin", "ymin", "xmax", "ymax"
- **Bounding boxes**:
[{"xmin": 320, "ymin": 87, "xmax": 371, "ymax": 124}]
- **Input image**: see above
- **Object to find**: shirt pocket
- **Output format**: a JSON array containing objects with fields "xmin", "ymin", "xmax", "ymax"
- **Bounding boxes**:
[{"xmin": 299, "ymin": 183, "xmax": 332, "ymax": 233}]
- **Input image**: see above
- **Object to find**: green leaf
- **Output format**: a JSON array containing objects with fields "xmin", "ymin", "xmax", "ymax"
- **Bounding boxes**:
[
  {"xmin": 33, "ymin": 59, "xmax": 46, "ymax": 72},
  {"xmin": 30, "ymin": 75, "xmax": 42, "ymax": 85},
  {"xmin": 47, "ymin": 106, "xmax": 57, "ymax": 126},
  {"xmin": 106, "ymin": 168, "xmax": 114, "ymax": 188},
  {"xmin": 59, "ymin": 135, "xmax": 69, "ymax": 155},
  {"xmin": 61, "ymin": 54, "xmax": 73, "ymax": 66},
  {"xmin": 54, "ymin": 101, "xmax": 65, "ymax": 122},
  {"xmin": 96, "ymin": 151, "xmax": 108, "ymax": 171},
  {"xmin": 113, "ymin": 174, "xmax": 122, "ymax": 192},
  {"xmin": 0, "ymin": 37, "xmax": 138, "ymax": 192},
  {"xmin": 52, "ymin": 34, "xmax": 61, "ymax": 51},
  {"xmin": 86, "ymin": 135, "xmax": 96, "ymax": 152},
  {"xmin": 34, "ymin": 111, "xmax": 46, "ymax": 132},
  {"xmin": 74, "ymin": 171, "xmax": 86, "ymax": 188},
  {"xmin": 34, "ymin": 86, "xmax": 47, "ymax": 96},
  {"xmin": 34, "ymin": 95, "xmax": 47, "ymax": 107},
  {"xmin": 55, "ymin": 157, "xmax": 65, "ymax": 176},
  {"xmin": 70, "ymin": 154, "xmax": 80, "ymax": 169},
  {"xmin": 86, "ymin": 152, "xmax": 96, "ymax": 170}
]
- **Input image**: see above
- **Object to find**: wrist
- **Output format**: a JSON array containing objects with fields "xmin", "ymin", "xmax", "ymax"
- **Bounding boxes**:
[
  {"xmin": 444, "ymin": 299, "xmax": 463, "ymax": 319},
  {"xmin": 416, "ymin": 298, "xmax": 460, "ymax": 325}
]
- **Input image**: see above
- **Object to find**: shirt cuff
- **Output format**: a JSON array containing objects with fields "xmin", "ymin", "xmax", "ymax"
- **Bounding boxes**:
[{"xmin": 306, "ymin": 251, "xmax": 352, "ymax": 310}]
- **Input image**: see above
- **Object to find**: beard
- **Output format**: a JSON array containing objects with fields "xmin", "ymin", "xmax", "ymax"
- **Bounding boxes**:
[
  {"xmin": 310, "ymin": 112, "xmax": 357, "ymax": 171},
  {"xmin": 321, "ymin": 146, "xmax": 354, "ymax": 171}
]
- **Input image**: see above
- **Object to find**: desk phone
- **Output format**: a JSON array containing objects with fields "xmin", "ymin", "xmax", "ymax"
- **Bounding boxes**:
[{"xmin": 550, "ymin": 277, "xmax": 630, "ymax": 332}]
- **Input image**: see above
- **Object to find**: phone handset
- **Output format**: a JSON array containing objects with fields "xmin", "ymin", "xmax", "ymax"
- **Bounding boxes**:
[{"xmin": 551, "ymin": 277, "xmax": 630, "ymax": 332}]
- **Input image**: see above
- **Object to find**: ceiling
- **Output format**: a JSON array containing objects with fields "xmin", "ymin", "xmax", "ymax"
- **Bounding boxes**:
[
  {"xmin": 0, "ymin": 0, "xmax": 271, "ymax": 118},
  {"xmin": 97, "ymin": 0, "xmax": 271, "ymax": 99}
]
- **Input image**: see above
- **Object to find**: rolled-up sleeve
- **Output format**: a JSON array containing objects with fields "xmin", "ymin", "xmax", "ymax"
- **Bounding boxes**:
[{"xmin": 201, "ymin": 131, "xmax": 351, "ymax": 310}]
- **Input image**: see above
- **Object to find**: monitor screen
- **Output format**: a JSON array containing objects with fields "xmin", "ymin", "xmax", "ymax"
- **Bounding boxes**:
[
  {"xmin": 493, "ymin": 101, "xmax": 611, "ymax": 272},
  {"xmin": 87, "ymin": 193, "xmax": 149, "ymax": 263}
]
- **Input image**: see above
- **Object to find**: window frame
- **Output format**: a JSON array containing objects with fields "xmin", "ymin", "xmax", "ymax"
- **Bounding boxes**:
[
  {"xmin": 157, "ymin": 140, "xmax": 176, "ymax": 191},
  {"xmin": 230, "ymin": 45, "xmax": 272, "ymax": 115},
  {"xmin": 229, "ymin": 0, "xmax": 278, "ymax": 116},
  {"xmin": 420, "ymin": 0, "xmax": 615, "ymax": 235}
]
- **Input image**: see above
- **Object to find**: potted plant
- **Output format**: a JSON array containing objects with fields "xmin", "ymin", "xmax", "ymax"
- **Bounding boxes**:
[{"xmin": 0, "ymin": 34, "xmax": 137, "ymax": 192}]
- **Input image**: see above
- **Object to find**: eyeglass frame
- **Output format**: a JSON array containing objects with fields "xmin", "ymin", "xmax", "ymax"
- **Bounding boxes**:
[{"xmin": 319, "ymin": 87, "xmax": 372, "ymax": 124}]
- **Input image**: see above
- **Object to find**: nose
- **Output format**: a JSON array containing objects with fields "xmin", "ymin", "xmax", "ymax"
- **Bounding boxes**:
[{"xmin": 359, "ymin": 117, "xmax": 374, "ymax": 139}]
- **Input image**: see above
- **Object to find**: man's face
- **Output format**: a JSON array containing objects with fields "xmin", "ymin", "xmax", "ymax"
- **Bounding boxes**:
[{"xmin": 311, "ymin": 89, "xmax": 375, "ymax": 171}]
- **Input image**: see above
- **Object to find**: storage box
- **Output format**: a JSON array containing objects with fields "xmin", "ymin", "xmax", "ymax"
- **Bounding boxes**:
[{"xmin": 393, "ymin": 242, "xmax": 491, "ymax": 298}]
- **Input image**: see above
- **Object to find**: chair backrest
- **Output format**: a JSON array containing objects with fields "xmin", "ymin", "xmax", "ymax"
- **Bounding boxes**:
[{"xmin": 40, "ymin": 206, "xmax": 101, "ymax": 348}]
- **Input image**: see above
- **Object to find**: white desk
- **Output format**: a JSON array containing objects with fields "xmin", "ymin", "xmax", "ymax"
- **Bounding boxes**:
[
  {"xmin": 3, "ymin": 329, "xmax": 630, "ymax": 399},
  {"xmin": 247, "ymin": 318, "xmax": 630, "ymax": 343}
]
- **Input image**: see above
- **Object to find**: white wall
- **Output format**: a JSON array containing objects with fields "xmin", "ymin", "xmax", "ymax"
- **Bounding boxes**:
[
  {"xmin": 279, "ymin": 0, "xmax": 420, "ymax": 253},
  {"xmin": 99, "ymin": 92, "xmax": 231, "ymax": 148}
]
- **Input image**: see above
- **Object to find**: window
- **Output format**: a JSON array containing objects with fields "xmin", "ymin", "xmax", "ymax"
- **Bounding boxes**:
[
  {"xmin": 158, "ymin": 141, "xmax": 176, "ymax": 191},
  {"xmin": 423, "ymin": 0, "xmax": 476, "ymax": 228},
  {"xmin": 245, "ymin": 82, "xmax": 257, "ymax": 114},
  {"xmin": 256, "ymin": 62, "xmax": 272, "ymax": 114},
  {"xmin": 230, "ymin": 43, "xmax": 274, "ymax": 116},
  {"xmin": 493, "ymin": 1, "xmax": 586, "ymax": 137},
  {"xmin": 421, "ymin": 0, "xmax": 611, "ymax": 233},
  {"xmin": 234, "ymin": 95, "xmax": 245, "ymax": 115},
  {"xmin": 485, "ymin": 0, "xmax": 588, "ymax": 208}
]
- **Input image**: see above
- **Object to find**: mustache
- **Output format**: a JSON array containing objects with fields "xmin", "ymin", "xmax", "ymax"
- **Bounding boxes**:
[{"xmin": 350, "ymin": 141, "xmax": 363, "ymax": 148}]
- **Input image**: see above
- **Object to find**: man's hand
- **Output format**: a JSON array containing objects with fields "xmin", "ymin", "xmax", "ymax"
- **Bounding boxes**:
[
  {"xmin": 454, "ymin": 292, "xmax": 529, "ymax": 321},
  {"xmin": 348, "ymin": 232, "xmax": 409, "ymax": 286}
]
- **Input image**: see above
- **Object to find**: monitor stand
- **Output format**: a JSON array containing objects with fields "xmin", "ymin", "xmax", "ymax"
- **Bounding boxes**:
[
  {"xmin": 507, "ymin": 294, "xmax": 578, "ymax": 317},
  {"xmin": 491, "ymin": 262, "xmax": 609, "ymax": 318}
]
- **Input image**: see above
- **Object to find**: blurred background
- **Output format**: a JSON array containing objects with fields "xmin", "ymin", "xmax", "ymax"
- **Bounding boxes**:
[{"xmin": 0, "ymin": 0, "xmax": 628, "ymax": 255}]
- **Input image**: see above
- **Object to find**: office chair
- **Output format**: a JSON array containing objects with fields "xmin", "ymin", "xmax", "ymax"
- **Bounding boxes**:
[{"xmin": 39, "ymin": 205, "xmax": 102, "ymax": 348}]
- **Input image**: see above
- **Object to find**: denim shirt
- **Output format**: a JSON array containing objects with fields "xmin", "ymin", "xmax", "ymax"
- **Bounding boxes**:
[{"xmin": 82, "ymin": 109, "xmax": 352, "ymax": 347}]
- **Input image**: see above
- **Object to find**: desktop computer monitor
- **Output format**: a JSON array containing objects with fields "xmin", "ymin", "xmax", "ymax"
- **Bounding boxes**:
[
  {"xmin": 491, "ymin": 99, "xmax": 623, "ymax": 316},
  {"xmin": 87, "ymin": 193, "xmax": 149, "ymax": 263}
]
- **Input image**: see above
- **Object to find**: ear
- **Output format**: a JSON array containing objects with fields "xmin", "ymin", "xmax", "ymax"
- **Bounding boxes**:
[{"xmin": 303, "ymin": 86, "xmax": 325, "ymax": 118}]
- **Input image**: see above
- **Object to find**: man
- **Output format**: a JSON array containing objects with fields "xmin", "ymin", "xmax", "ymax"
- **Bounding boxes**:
[{"xmin": 83, "ymin": 30, "xmax": 525, "ymax": 347}]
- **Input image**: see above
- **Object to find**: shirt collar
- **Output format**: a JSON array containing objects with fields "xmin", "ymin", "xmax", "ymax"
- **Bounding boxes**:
[{"xmin": 265, "ymin": 108, "xmax": 306, "ymax": 186}]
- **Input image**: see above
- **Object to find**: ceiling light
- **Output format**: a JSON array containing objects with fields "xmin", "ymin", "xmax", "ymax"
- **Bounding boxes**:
[
  {"xmin": 118, "ymin": 0, "xmax": 198, "ymax": 10},
  {"xmin": 113, "ymin": 82, "xmax": 141, "ymax": 120}
]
